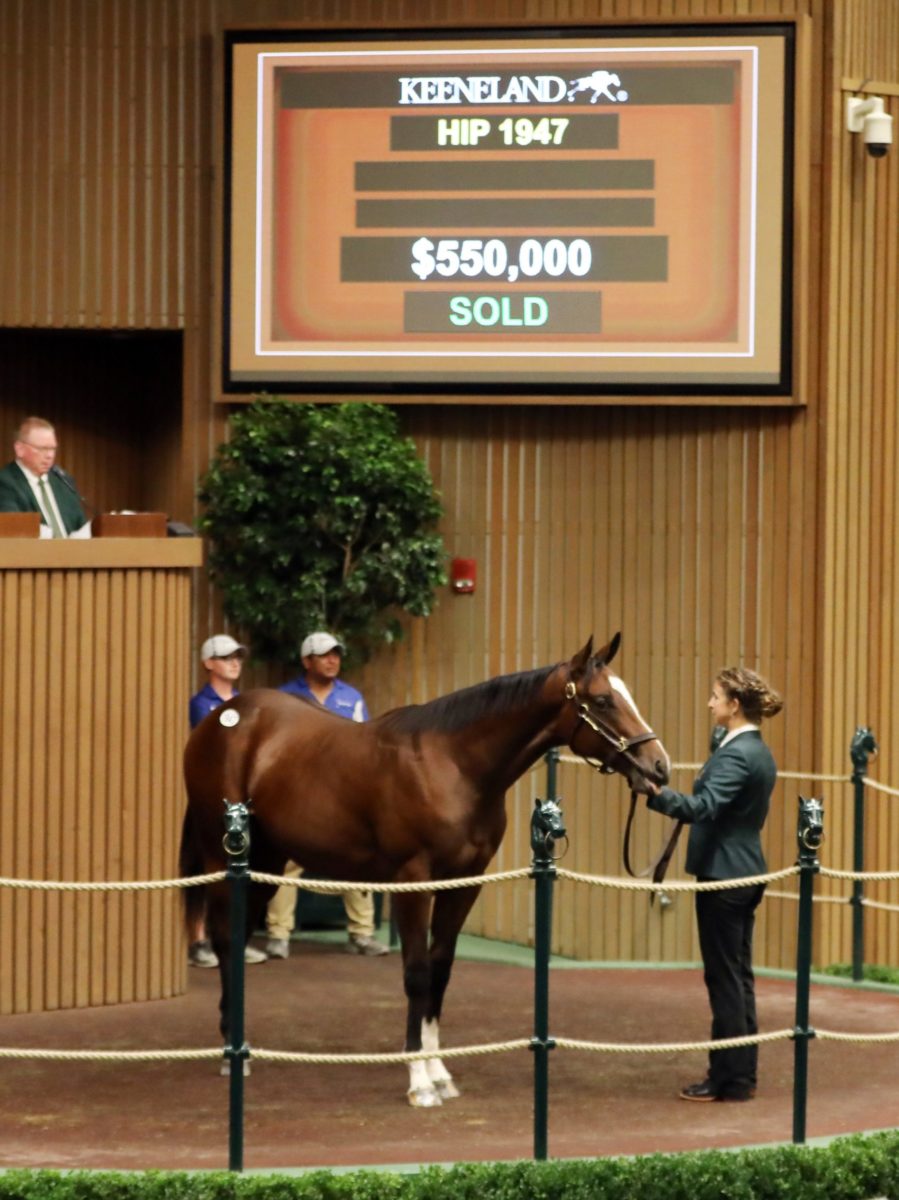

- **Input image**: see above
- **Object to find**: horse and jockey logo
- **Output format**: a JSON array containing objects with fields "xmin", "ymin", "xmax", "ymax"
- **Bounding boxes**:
[{"xmin": 566, "ymin": 70, "xmax": 629, "ymax": 104}]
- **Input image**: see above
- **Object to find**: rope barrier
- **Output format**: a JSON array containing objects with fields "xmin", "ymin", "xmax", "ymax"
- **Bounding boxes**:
[
  {"xmin": 249, "ymin": 868, "xmax": 533, "ymax": 892},
  {"xmin": 252, "ymin": 1040, "xmax": 531, "ymax": 1065},
  {"xmin": 554, "ymin": 1029, "xmax": 795, "ymax": 1054},
  {"xmin": 0, "ymin": 863, "xmax": 895, "ymax": 897},
  {"xmin": 779, "ymin": 771, "xmax": 851, "ymax": 784},
  {"xmin": 766, "ymin": 890, "xmax": 899, "ymax": 912},
  {"xmin": 816, "ymin": 1028, "xmax": 899, "ymax": 1044},
  {"xmin": 862, "ymin": 778, "xmax": 899, "ymax": 798},
  {"xmin": 0, "ymin": 872, "xmax": 226, "ymax": 892},
  {"xmin": 555, "ymin": 865, "xmax": 799, "ymax": 891},
  {"xmin": 766, "ymin": 889, "xmax": 847, "ymax": 905},
  {"xmin": 0, "ymin": 1047, "xmax": 223, "ymax": 1062},
  {"xmin": 820, "ymin": 866, "xmax": 899, "ymax": 883},
  {"xmin": 556, "ymin": 756, "xmax": 852, "ymax": 785},
  {"xmin": 15, "ymin": 1025, "xmax": 899, "ymax": 1065},
  {"xmin": 861, "ymin": 897, "xmax": 899, "ymax": 913}
]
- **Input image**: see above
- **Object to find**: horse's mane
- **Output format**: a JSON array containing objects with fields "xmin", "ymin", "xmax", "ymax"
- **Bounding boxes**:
[{"xmin": 378, "ymin": 664, "xmax": 558, "ymax": 735}]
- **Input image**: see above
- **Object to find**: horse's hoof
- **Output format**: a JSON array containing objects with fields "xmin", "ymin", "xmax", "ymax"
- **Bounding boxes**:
[
  {"xmin": 407, "ymin": 1086, "xmax": 442, "ymax": 1108},
  {"xmin": 434, "ymin": 1078, "xmax": 460, "ymax": 1100},
  {"xmin": 220, "ymin": 1058, "xmax": 251, "ymax": 1077}
]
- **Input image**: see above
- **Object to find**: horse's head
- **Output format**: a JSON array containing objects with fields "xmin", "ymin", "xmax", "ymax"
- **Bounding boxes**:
[{"xmin": 563, "ymin": 634, "xmax": 670, "ymax": 793}]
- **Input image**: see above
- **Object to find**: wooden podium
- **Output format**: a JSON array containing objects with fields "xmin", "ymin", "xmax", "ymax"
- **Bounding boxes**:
[
  {"xmin": 0, "ymin": 512, "xmax": 40, "ymax": 537},
  {"xmin": 0, "ymin": 537, "xmax": 203, "ymax": 1015},
  {"xmin": 93, "ymin": 512, "xmax": 168, "ymax": 538}
]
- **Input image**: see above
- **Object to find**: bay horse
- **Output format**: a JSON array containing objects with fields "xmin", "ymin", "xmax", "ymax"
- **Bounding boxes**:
[{"xmin": 180, "ymin": 633, "xmax": 669, "ymax": 1107}]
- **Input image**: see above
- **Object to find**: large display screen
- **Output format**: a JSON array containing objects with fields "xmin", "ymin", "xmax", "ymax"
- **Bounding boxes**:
[{"xmin": 223, "ymin": 25, "xmax": 794, "ymax": 398}]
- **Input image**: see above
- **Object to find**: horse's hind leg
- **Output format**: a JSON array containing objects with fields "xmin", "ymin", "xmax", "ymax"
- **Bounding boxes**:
[{"xmin": 421, "ymin": 884, "xmax": 483, "ymax": 1102}]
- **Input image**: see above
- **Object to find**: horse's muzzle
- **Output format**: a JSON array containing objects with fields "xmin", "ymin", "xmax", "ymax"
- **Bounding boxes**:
[
  {"xmin": 651, "ymin": 757, "xmax": 670, "ymax": 787},
  {"xmin": 629, "ymin": 752, "xmax": 669, "ymax": 793}
]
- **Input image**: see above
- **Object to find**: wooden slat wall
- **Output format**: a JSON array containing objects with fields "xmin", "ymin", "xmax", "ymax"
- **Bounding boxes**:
[
  {"xmin": 816, "ymin": 0, "xmax": 899, "ymax": 971},
  {"xmin": 355, "ymin": 405, "xmax": 819, "ymax": 970},
  {"xmin": 0, "ymin": 553, "xmax": 195, "ymax": 1015},
  {"xmin": 1, "ymin": 0, "xmax": 898, "ymax": 996},
  {"xmin": 0, "ymin": 1, "xmax": 188, "ymax": 329}
]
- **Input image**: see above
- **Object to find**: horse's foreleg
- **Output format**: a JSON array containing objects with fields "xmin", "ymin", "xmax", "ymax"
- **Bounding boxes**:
[
  {"xmin": 209, "ymin": 879, "xmax": 275, "ymax": 1076},
  {"xmin": 422, "ymin": 884, "xmax": 483, "ymax": 1101},
  {"xmin": 393, "ymin": 892, "xmax": 441, "ymax": 1107},
  {"xmin": 201, "ymin": 883, "xmax": 233, "ymax": 1044}
]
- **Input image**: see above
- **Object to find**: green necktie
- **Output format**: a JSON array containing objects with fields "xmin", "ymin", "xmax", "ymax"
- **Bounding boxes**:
[{"xmin": 38, "ymin": 476, "xmax": 66, "ymax": 538}]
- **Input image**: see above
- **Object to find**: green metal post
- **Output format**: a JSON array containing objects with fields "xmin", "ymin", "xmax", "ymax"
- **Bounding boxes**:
[
  {"xmin": 530, "ymin": 788, "xmax": 565, "ymax": 1162},
  {"xmin": 849, "ymin": 728, "xmax": 877, "ymax": 982},
  {"xmin": 792, "ymin": 795, "xmax": 823, "ymax": 1144},
  {"xmin": 545, "ymin": 746, "xmax": 560, "ymax": 805},
  {"xmin": 223, "ymin": 800, "xmax": 251, "ymax": 1172}
]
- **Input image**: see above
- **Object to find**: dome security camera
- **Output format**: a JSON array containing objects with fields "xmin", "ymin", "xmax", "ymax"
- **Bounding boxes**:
[
  {"xmin": 846, "ymin": 95, "xmax": 894, "ymax": 158},
  {"xmin": 863, "ymin": 112, "xmax": 893, "ymax": 157}
]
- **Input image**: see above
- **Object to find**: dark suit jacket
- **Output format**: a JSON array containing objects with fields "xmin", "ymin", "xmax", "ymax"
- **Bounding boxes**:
[
  {"xmin": 647, "ymin": 729, "xmax": 776, "ymax": 880},
  {"xmin": 0, "ymin": 460, "xmax": 87, "ymax": 534}
]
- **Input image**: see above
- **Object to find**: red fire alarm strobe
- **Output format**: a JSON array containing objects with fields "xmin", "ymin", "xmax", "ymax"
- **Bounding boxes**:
[{"xmin": 450, "ymin": 557, "xmax": 476, "ymax": 594}]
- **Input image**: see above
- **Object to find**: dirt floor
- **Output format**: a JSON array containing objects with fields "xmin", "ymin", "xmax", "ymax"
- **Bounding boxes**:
[{"xmin": 1, "ymin": 934, "xmax": 898, "ymax": 1173}]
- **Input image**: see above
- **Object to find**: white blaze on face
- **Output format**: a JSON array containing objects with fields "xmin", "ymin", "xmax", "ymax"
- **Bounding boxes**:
[{"xmin": 609, "ymin": 675, "xmax": 671, "ymax": 773}]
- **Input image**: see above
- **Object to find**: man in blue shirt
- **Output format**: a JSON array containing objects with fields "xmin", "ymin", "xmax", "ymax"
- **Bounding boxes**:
[
  {"xmin": 189, "ymin": 634, "xmax": 246, "ymax": 729},
  {"xmin": 265, "ymin": 631, "xmax": 388, "ymax": 958},
  {"xmin": 187, "ymin": 634, "xmax": 267, "ymax": 967}
]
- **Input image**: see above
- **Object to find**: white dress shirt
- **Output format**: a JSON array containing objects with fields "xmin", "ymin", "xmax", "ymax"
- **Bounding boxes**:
[{"xmin": 19, "ymin": 462, "xmax": 68, "ymax": 538}]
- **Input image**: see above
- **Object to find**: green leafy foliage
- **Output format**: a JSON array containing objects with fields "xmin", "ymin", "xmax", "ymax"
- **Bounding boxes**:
[
  {"xmin": 821, "ymin": 962, "xmax": 899, "ymax": 986},
  {"xmin": 198, "ymin": 402, "xmax": 446, "ymax": 665},
  {"xmin": 4, "ymin": 1134, "xmax": 899, "ymax": 1199}
]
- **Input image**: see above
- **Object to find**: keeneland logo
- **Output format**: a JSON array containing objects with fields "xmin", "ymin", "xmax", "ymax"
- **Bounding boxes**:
[
  {"xmin": 397, "ymin": 70, "xmax": 629, "ymax": 105},
  {"xmin": 566, "ymin": 70, "xmax": 628, "ymax": 104}
]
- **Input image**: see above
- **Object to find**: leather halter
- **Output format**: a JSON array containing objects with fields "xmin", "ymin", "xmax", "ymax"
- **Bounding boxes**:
[
  {"xmin": 564, "ymin": 679, "xmax": 682, "ymax": 886},
  {"xmin": 564, "ymin": 679, "xmax": 658, "ymax": 776}
]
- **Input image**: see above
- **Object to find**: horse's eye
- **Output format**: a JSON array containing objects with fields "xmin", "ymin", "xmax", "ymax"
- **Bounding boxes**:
[{"xmin": 591, "ymin": 694, "xmax": 612, "ymax": 710}]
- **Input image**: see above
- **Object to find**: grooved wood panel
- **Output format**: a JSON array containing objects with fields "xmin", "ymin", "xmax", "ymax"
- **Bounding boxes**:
[
  {"xmin": 0, "ymin": 548, "xmax": 199, "ymax": 1015},
  {"xmin": 353, "ymin": 405, "xmax": 820, "ymax": 971},
  {"xmin": 817, "ymin": 64, "xmax": 899, "ymax": 973},
  {"xmin": 838, "ymin": 0, "xmax": 899, "ymax": 84},
  {"xmin": 0, "ymin": 1, "xmax": 190, "ymax": 329}
]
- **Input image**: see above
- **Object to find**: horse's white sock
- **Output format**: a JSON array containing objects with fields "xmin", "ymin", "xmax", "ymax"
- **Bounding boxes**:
[
  {"xmin": 422, "ymin": 1018, "xmax": 453, "ymax": 1085},
  {"xmin": 408, "ymin": 1058, "xmax": 432, "ymax": 1097}
]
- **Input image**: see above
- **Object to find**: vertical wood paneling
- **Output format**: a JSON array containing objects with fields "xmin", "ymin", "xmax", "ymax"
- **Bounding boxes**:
[
  {"xmin": 819, "ymin": 54, "xmax": 899, "ymax": 971},
  {"xmin": 385, "ymin": 400, "xmax": 821, "ymax": 970},
  {"xmin": 0, "ymin": 552, "xmax": 195, "ymax": 1015},
  {"xmin": 0, "ymin": 0, "xmax": 191, "ymax": 329}
]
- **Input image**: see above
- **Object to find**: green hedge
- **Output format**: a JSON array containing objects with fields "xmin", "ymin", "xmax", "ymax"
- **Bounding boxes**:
[
  {"xmin": 2, "ymin": 1133, "xmax": 898, "ymax": 1200},
  {"xmin": 821, "ymin": 963, "xmax": 899, "ymax": 987}
]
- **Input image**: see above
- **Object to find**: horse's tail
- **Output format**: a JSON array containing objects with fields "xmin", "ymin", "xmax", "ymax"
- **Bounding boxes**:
[{"xmin": 178, "ymin": 807, "xmax": 206, "ymax": 938}]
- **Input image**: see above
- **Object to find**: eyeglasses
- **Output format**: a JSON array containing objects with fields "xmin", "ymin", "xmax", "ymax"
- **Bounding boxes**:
[{"xmin": 21, "ymin": 442, "xmax": 57, "ymax": 453}]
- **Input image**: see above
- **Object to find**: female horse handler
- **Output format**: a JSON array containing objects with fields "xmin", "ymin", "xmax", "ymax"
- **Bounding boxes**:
[{"xmin": 646, "ymin": 667, "xmax": 783, "ymax": 1103}]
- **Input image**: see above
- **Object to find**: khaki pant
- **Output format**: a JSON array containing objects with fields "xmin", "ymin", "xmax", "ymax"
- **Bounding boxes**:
[{"xmin": 265, "ymin": 860, "xmax": 376, "ymax": 939}]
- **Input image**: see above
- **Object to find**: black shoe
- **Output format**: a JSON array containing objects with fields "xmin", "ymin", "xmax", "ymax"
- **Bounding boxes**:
[
  {"xmin": 680, "ymin": 1079, "xmax": 753, "ymax": 1102},
  {"xmin": 679, "ymin": 1079, "xmax": 718, "ymax": 1102}
]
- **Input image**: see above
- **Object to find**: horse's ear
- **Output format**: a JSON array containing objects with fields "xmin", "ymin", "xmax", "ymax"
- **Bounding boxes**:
[
  {"xmin": 594, "ymin": 632, "xmax": 621, "ymax": 668},
  {"xmin": 569, "ymin": 637, "xmax": 594, "ymax": 680}
]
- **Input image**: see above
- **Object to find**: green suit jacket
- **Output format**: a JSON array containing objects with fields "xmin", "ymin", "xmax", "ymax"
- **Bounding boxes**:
[
  {"xmin": 0, "ymin": 460, "xmax": 87, "ymax": 534},
  {"xmin": 647, "ymin": 729, "xmax": 776, "ymax": 880}
]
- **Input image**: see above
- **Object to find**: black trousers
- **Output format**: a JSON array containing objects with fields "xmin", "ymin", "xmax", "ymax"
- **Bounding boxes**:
[{"xmin": 695, "ymin": 882, "xmax": 766, "ymax": 1096}]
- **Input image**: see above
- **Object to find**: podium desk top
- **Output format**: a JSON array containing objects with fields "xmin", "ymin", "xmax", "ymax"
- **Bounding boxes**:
[{"xmin": 0, "ymin": 538, "xmax": 203, "ymax": 570}]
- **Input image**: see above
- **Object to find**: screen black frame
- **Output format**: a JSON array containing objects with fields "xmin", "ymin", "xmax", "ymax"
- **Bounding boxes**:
[{"xmin": 221, "ymin": 22, "xmax": 796, "ymax": 401}]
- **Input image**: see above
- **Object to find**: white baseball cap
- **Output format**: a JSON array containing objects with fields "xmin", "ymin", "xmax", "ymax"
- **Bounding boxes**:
[
  {"xmin": 200, "ymin": 634, "xmax": 247, "ymax": 660},
  {"xmin": 301, "ymin": 632, "xmax": 344, "ymax": 658}
]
